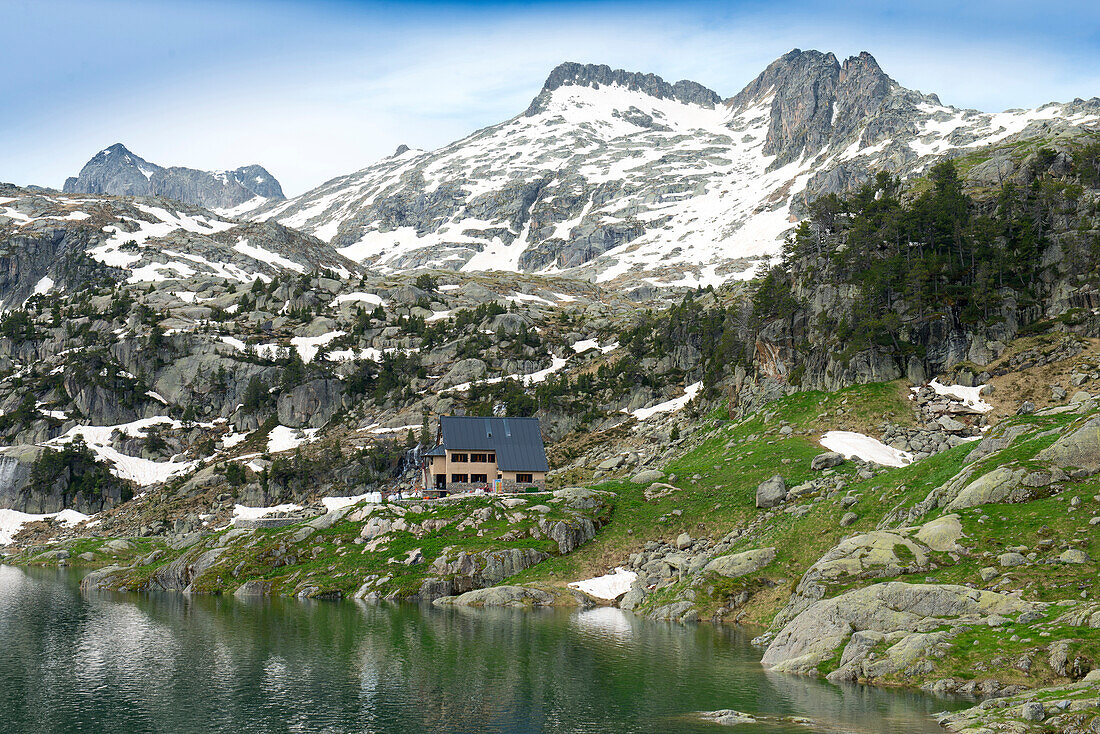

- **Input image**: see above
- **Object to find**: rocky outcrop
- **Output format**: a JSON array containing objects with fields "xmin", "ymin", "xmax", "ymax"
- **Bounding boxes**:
[
  {"xmin": 147, "ymin": 546, "xmax": 228, "ymax": 592},
  {"xmin": 0, "ymin": 448, "xmax": 41, "ymax": 510},
  {"xmin": 525, "ymin": 62, "xmax": 722, "ymax": 116},
  {"xmin": 433, "ymin": 585, "xmax": 555, "ymax": 607},
  {"xmin": 773, "ymin": 516, "xmax": 966, "ymax": 629},
  {"xmin": 277, "ymin": 379, "xmax": 346, "ymax": 428},
  {"xmin": 762, "ymin": 582, "xmax": 1034, "ymax": 675},
  {"xmin": 1035, "ymin": 417, "xmax": 1100, "ymax": 474},
  {"xmin": 424, "ymin": 547, "xmax": 550, "ymax": 598},
  {"xmin": 702, "ymin": 547, "xmax": 776, "ymax": 578},
  {"xmin": 755, "ymin": 475, "xmax": 787, "ymax": 508}
]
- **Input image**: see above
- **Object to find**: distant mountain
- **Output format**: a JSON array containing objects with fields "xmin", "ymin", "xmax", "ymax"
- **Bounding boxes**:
[
  {"xmin": 63, "ymin": 143, "xmax": 284, "ymax": 213},
  {"xmin": 248, "ymin": 50, "xmax": 1100, "ymax": 287}
]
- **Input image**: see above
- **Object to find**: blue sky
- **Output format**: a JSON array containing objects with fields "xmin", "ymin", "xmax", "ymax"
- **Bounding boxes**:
[{"xmin": 2, "ymin": 0, "xmax": 1098, "ymax": 196}]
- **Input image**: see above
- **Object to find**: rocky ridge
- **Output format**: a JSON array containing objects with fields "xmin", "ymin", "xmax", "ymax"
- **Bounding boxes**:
[
  {"xmin": 63, "ymin": 143, "xmax": 284, "ymax": 212},
  {"xmin": 247, "ymin": 50, "xmax": 1100, "ymax": 287}
]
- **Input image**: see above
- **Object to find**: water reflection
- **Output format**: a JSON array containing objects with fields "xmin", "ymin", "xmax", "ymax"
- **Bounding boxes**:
[{"xmin": 0, "ymin": 565, "xmax": 963, "ymax": 733}]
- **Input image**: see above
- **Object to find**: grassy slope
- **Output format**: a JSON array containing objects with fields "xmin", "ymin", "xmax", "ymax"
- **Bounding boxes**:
[
  {"xmin": 17, "ymin": 493, "xmax": 605, "ymax": 599},
  {"xmin": 516, "ymin": 378, "xmax": 1099, "ymax": 694}
]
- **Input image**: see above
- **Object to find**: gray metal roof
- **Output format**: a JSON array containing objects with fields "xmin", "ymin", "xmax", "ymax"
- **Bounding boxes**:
[
  {"xmin": 424, "ymin": 444, "xmax": 446, "ymax": 457},
  {"xmin": 439, "ymin": 416, "xmax": 549, "ymax": 472}
]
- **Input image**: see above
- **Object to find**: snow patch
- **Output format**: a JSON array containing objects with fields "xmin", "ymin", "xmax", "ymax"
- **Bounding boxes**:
[
  {"xmin": 32, "ymin": 276, "xmax": 54, "ymax": 296},
  {"xmin": 266, "ymin": 425, "xmax": 319, "ymax": 453},
  {"xmin": 321, "ymin": 492, "xmax": 382, "ymax": 512},
  {"xmin": 333, "ymin": 292, "xmax": 386, "ymax": 307},
  {"xmin": 232, "ymin": 503, "xmax": 302, "ymax": 524},
  {"xmin": 290, "ymin": 331, "xmax": 345, "ymax": 363},
  {"xmin": 44, "ymin": 417, "xmax": 195, "ymax": 485},
  {"xmin": 820, "ymin": 431, "xmax": 913, "ymax": 467},
  {"xmin": 568, "ymin": 568, "xmax": 637, "ymax": 600},
  {"xmin": 924, "ymin": 380, "xmax": 994, "ymax": 413},
  {"xmin": 629, "ymin": 382, "xmax": 702, "ymax": 421},
  {"xmin": 0, "ymin": 508, "xmax": 91, "ymax": 546},
  {"xmin": 233, "ymin": 238, "xmax": 306, "ymax": 273},
  {"xmin": 572, "ymin": 339, "xmax": 619, "ymax": 354}
]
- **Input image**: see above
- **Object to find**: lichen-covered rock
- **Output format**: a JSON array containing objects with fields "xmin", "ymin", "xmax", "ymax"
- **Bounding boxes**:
[
  {"xmin": 428, "ymin": 547, "xmax": 550, "ymax": 596},
  {"xmin": 765, "ymin": 581, "xmax": 1029, "ymax": 673},
  {"xmin": 755, "ymin": 475, "xmax": 787, "ymax": 508},
  {"xmin": 234, "ymin": 580, "xmax": 271, "ymax": 596},
  {"xmin": 946, "ymin": 467, "xmax": 1027, "ymax": 510},
  {"xmin": 811, "ymin": 452, "xmax": 844, "ymax": 470},
  {"xmin": 703, "ymin": 548, "xmax": 776, "ymax": 578},
  {"xmin": 433, "ymin": 585, "xmax": 554, "ymax": 608},
  {"xmin": 762, "ymin": 582, "xmax": 1034, "ymax": 675},
  {"xmin": 773, "ymin": 523, "xmax": 948, "ymax": 629},
  {"xmin": 1036, "ymin": 417, "xmax": 1100, "ymax": 474},
  {"xmin": 629, "ymin": 469, "xmax": 664, "ymax": 484}
]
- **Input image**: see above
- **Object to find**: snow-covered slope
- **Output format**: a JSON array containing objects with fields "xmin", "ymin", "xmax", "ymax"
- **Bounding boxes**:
[
  {"xmin": 0, "ymin": 187, "xmax": 357, "ymax": 306},
  {"xmin": 252, "ymin": 51, "xmax": 1100, "ymax": 287}
]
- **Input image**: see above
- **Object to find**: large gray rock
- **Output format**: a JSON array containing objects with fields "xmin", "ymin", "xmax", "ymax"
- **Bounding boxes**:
[
  {"xmin": 429, "ymin": 548, "xmax": 550, "ymax": 595},
  {"xmin": 756, "ymin": 475, "xmax": 787, "ymax": 508},
  {"xmin": 630, "ymin": 469, "xmax": 665, "ymax": 484},
  {"xmin": 277, "ymin": 379, "xmax": 345, "ymax": 428},
  {"xmin": 811, "ymin": 452, "xmax": 844, "ymax": 470},
  {"xmin": 234, "ymin": 580, "xmax": 272, "ymax": 597},
  {"xmin": 1020, "ymin": 701, "xmax": 1045, "ymax": 722},
  {"xmin": 945, "ymin": 467, "xmax": 1027, "ymax": 510},
  {"xmin": 1035, "ymin": 417, "xmax": 1100, "ymax": 474},
  {"xmin": 762, "ymin": 582, "xmax": 1033, "ymax": 674},
  {"xmin": 433, "ymin": 585, "xmax": 555, "ymax": 607},
  {"xmin": 78, "ymin": 565, "xmax": 125, "ymax": 592},
  {"xmin": 540, "ymin": 517, "xmax": 598, "ymax": 553},
  {"xmin": 703, "ymin": 548, "xmax": 776, "ymax": 578},
  {"xmin": 437, "ymin": 358, "xmax": 488, "ymax": 389},
  {"xmin": 1058, "ymin": 549, "xmax": 1091, "ymax": 564}
]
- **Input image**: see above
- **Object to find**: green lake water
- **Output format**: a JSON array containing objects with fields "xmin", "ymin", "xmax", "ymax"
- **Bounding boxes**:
[{"xmin": 0, "ymin": 564, "xmax": 966, "ymax": 733}]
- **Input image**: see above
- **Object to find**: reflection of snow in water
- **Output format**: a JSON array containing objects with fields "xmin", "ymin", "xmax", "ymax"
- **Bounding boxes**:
[
  {"xmin": 572, "ymin": 607, "xmax": 633, "ymax": 641},
  {"xmin": 72, "ymin": 596, "xmax": 182, "ymax": 690}
]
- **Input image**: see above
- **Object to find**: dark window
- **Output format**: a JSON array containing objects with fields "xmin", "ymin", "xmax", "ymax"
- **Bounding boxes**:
[
  {"xmin": 452, "ymin": 453, "xmax": 467, "ymax": 462},
  {"xmin": 470, "ymin": 474, "xmax": 487, "ymax": 483},
  {"xmin": 487, "ymin": 453, "xmax": 495, "ymax": 462},
  {"xmin": 451, "ymin": 474, "xmax": 468, "ymax": 483},
  {"xmin": 471, "ymin": 453, "xmax": 488, "ymax": 463},
  {"xmin": 516, "ymin": 473, "xmax": 533, "ymax": 483}
]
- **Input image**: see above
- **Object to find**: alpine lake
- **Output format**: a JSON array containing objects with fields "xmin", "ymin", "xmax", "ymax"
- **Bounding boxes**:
[{"xmin": 0, "ymin": 564, "xmax": 969, "ymax": 733}]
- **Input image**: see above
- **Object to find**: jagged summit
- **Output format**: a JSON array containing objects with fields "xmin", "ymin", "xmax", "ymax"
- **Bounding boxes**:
[
  {"xmin": 244, "ymin": 50, "xmax": 1100, "ymax": 287},
  {"xmin": 725, "ymin": 49, "xmax": 935, "ymax": 167},
  {"xmin": 63, "ymin": 144, "xmax": 284, "ymax": 212},
  {"xmin": 525, "ymin": 61, "xmax": 722, "ymax": 115}
]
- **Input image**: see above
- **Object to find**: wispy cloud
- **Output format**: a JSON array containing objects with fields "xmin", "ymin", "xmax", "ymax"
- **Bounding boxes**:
[{"xmin": 2, "ymin": 0, "xmax": 1097, "ymax": 195}]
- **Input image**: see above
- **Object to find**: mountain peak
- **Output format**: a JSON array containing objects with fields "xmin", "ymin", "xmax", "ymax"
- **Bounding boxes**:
[
  {"xmin": 63, "ymin": 145, "xmax": 284, "ymax": 209},
  {"xmin": 728, "ymin": 48, "xmax": 913, "ymax": 167},
  {"xmin": 525, "ymin": 61, "xmax": 721, "ymax": 116},
  {"xmin": 99, "ymin": 142, "xmax": 135, "ymax": 156}
]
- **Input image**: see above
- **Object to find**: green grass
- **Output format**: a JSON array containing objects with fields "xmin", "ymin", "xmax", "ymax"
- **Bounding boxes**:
[
  {"xmin": 84, "ymin": 493, "xmax": 606, "ymax": 599},
  {"xmin": 888, "ymin": 606, "xmax": 1100, "ymax": 688}
]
